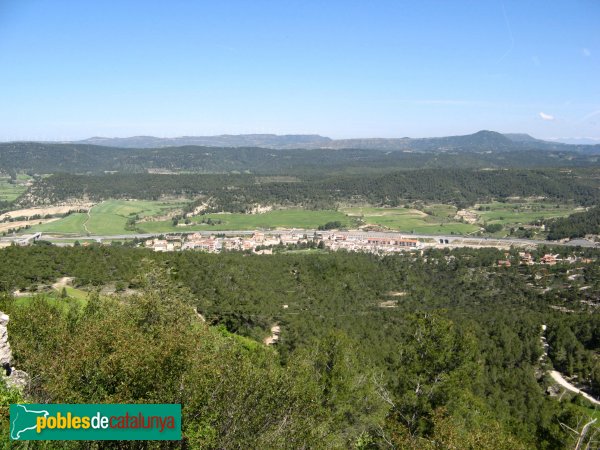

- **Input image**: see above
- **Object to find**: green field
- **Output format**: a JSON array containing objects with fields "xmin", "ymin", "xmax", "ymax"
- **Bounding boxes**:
[
  {"xmin": 31, "ymin": 213, "xmax": 89, "ymax": 234},
  {"xmin": 139, "ymin": 209, "xmax": 352, "ymax": 233},
  {"xmin": 423, "ymin": 204, "xmax": 457, "ymax": 217},
  {"xmin": 470, "ymin": 202, "xmax": 580, "ymax": 226},
  {"xmin": 30, "ymin": 200, "xmax": 187, "ymax": 235},
  {"xmin": 26, "ymin": 199, "xmax": 582, "ymax": 237},
  {"xmin": 0, "ymin": 177, "xmax": 28, "ymax": 202},
  {"xmin": 11, "ymin": 290, "xmax": 88, "ymax": 310},
  {"xmin": 342, "ymin": 206, "xmax": 479, "ymax": 234}
]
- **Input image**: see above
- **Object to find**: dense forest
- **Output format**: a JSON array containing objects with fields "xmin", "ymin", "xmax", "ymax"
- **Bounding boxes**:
[
  {"xmin": 546, "ymin": 207, "xmax": 600, "ymax": 240},
  {"xmin": 1, "ymin": 140, "xmax": 599, "ymax": 175},
  {"xmin": 1, "ymin": 244, "xmax": 600, "ymax": 448},
  {"xmin": 20, "ymin": 168, "xmax": 600, "ymax": 211}
]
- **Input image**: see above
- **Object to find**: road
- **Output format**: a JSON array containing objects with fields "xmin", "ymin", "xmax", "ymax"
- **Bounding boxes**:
[
  {"xmin": 549, "ymin": 370, "xmax": 600, "ymax": 406},
  {"xmin": 540, "ymin": 324, "xmax": 600, "ymax": 406},
  {"xmin": 1, "ymin": 229, "xmax": 598, "ymax": 248}
]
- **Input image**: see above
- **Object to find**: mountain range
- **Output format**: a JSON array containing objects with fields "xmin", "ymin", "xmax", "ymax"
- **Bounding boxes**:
[
  {"xmin": 1, "ymin": 130, "xmax": 599, "ymax": 175},
  {"xmin": 71, "ymin": 130, "xmax": 600, "ymax": 153}
]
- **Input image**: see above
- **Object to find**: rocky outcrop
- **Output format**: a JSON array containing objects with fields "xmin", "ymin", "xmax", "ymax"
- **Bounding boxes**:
[
  {"xmin": 0, "ymin": 313, "xmax": 12, "ymax": 366},
  {"xmin": 0, "ymin": 311, "xmax": 29, "ymax": 391}
]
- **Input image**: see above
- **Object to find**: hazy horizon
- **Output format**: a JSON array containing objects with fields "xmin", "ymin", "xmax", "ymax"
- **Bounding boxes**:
[{"xmin": 2, "ymin": 130, "xmax": 600, "ymax": 146}]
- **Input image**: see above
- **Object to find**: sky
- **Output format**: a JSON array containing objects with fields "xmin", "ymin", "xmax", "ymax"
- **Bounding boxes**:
[{"xmin": 0, "ymin": 0, "xmax": 599, "ymax": 141}]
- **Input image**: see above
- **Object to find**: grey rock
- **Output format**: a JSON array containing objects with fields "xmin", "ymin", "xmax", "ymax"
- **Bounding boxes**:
[
  {"xmin": 0, "ymin": 312, "xmax": 12, "ymax": 366},
  {"xmin": 0, "ymin": 311, "xmax": 29, "ymax": 392}
]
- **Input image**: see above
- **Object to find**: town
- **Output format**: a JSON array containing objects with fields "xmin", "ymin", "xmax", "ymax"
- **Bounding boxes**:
[{"xmin": 144, "ymin": 230, "xmax": 422, "ymax": 254}]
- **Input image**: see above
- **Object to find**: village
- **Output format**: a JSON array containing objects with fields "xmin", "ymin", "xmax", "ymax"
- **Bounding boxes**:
[
  {"xmin": 497, "ymin": 251, "xmax": 594, "ymax": 267},
  {"xmin": 144, "ymin": 230, "xmax": 422, "ymax": 254},
  {"xmin": 142, "ymin": 230, "xmax": 597, "ymax": 270}
]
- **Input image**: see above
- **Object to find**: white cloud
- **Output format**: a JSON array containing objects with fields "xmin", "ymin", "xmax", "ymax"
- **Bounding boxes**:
[
  {"xmin": 582, "ymin": 48, "xmax": 591, "ymax": 57},
  {"xmin": 539, "ymin": 112, "xmax": 555, "ymax": 121}
]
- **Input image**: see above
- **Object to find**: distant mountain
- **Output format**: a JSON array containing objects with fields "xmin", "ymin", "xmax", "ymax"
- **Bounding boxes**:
[
  {"xmin": 503, "ymin": 133, "xmax": 542, "ymax": 143},
  {"xmin": 71, "ymin": 130, "xmax": 600, "ymax": 154},
  {"xmin": 1, "ymin": 138, "xmax": 599, "ymax": 176},
  {"xmin": 546, "ymin": 137, "xmax": 600, "ymax": 146},
  {"xmin": 78, "ymin": 134, "xmax": 333, "ymax": 149}
]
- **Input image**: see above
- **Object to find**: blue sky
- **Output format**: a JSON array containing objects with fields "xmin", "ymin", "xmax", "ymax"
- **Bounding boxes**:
[{"xmin": 0, "ymin": 1, "xmax": 598, "ymax": 141}]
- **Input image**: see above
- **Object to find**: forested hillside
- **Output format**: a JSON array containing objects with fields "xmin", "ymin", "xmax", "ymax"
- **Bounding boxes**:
[
  {"xmin": 21, "ymin": 169, "xmax": 600, "ymax": 210},
  {"xmin": 1, "ymin": 141, "xmax": 599, "ymax": 175},
  {"xmin": 546, "ymin": 206, "xmax": 600, "ymax": 240},
  {"xmin": 1, "ymin": 245, "xmax": 600, "ymax": 448}
]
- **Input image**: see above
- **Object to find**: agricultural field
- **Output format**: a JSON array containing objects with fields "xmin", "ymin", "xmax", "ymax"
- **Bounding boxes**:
[
  {"xmin": 28, "ymin": 213, "xmax": 89, "ymax": 234},
  {"xmin": 468, "ymin": 201, "xmax": 581, "ymax": 227},
  {"xmin": 22, "ymin": 200, "xmax": 583, "ymax": 237},
  {"xmin": 29, "ymin": 200, "xmax": 187, "ymax": 235},
  {"xmin": 139, "ymin": 209, "xmax": 352, "ymax": 233},
  {"xmin": 342, "ymin": 206, "xmax": 480, "ymax": 234},
  {"xmin": 0, "ymin": 175, "xmax": 29, "ymax": 202}
]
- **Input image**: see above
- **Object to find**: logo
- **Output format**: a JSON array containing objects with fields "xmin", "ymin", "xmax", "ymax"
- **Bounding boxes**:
[{"xmin": 10, "ymin": 404, "xmax": 181, "ymax": 441}]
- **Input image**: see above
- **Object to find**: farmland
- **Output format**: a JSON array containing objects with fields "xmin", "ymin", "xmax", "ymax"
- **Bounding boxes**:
[
  {"xmin": 342, "ymin": 206, "xmax": 480, "ymax": 234},
  {"xmin": 0, "ymin": 175, "xmax": 29, "ymax": 202},
  {"xmin": 22, "ymin": 199, "xmax": 586, "ymax": 237},
  {"xmin": 30, "ymin": 200, "xmax": 187, "ymax": 235},
  {"xmin": 139, "ymin": 209, "xmax": 352, "ymax": 233},
  {"xmin": 469, "ymin": 201, "xmax": 581, "ymax": 226}
]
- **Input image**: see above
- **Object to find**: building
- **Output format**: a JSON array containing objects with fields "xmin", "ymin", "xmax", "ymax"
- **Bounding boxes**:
[{"xmin": 541, "ymin": 254, "xmax": 559, "ymax": 265}]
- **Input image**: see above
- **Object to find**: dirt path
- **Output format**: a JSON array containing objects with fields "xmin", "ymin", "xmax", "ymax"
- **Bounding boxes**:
[
  {"xmin": 193, "ymin": 307, "xmax": 206, "ymax": 323},
  {"xmin": 541, "ymin": 324, "xmax": 600, "ymax": 405},
  {"xmin": 82, "ymin": 210, "xmax": 91, "ymax": 234},
  {"xmin": 52, "ymin": 277, "xmax": 74, "ymax": 291},
  {"xmin": 549, "ymin": 370, "xmax": 600, "ymax": 406}
]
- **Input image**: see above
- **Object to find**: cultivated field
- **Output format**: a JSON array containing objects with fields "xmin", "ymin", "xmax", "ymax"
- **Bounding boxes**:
[
  {"xmin": 342, "ymin": 206, "xmax": 480, "ymax": 234},
  {"xmin": 28, "ymin": 213, "xmax": 89, "ymax": 234},
  {"xmin": 139, "ymin": 209, "xmax": 352, "ymax": 233},
  {"xmin": 29, "ymin": 200, "xmax": 187, "ymax": 235},
  {"xmin": 468, "ymin": 201, "xmax": 581, "ymax": 226},
  {"xmin": 0, "ymin": 218, "xmax": 60, "ymax": 234},
  {"xmin": 0, "ymin": 176, "xmax": 28, "ymax": 202},
  {"xmin": 22, "ymin": 199, "xmax": 584, "ymax": 237},
  {"xmin": 0, "ymin": 204, "xmax": 93, "ymax": 221}
]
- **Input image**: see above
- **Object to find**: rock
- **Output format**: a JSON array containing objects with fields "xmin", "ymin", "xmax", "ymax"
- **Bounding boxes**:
[
  {"xmin": 0, "ymin": 312, "xmax": 12, "ymax": 366},
  {"xmin": 0, "ymin": 311, "xmax": 29, "ymax": 392},
  {"xmin": 546, "ymin": 384, "xmax": 561, "ymax": 397},
  {"xmin": 4, "ymin": 369, "xmax": 29, "ymax": 391}
]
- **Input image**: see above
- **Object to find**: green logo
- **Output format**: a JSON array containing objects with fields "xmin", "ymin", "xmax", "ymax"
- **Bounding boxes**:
[{"xmin": 10, "ymin": 404, "xmax": 181, "ymax": 441}]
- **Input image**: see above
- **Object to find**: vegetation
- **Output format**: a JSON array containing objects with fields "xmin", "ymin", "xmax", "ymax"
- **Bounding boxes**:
[
  {"xmin": 2, "ymin": 139, "xmax": 600, "ymax": 176},
  {"xmin": 0, "ymin": 176, "xmax": 27, "ymax": 203},
  {"xmin": 546, "ymin": 206, "xmax": 600, "ymax": 240},
  {"xmin": 21, "ymin": 168, "xmax": 600, "ymax": 212},
  {"xmin": 1, "ymin": 245, "xmax": 600, "ymax": 447},
  {"xmin": 343, "ymin": 206, "xmax": 479, "ymax": 234},
  {"xmin": 144, "ymin": 209, "xmax": 351, "ymax": 234},
  {"xmin": 1, "ymin": 138, "xmax": 599, "ymax": 447},
  {"xmin": 30, "ymin": 200, "xmax": 187, "ymax": 235}
]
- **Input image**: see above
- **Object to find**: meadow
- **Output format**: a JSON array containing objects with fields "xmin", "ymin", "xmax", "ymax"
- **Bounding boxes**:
[
  {"xmin": 30, "ymin": 200, "xmax": 186, "ymax": 235},
  {"xmin": 139, "ymin": 209, "xmax": 353, "ymax": 233},
  {"xmin": 0, "ymin": 176, "xmax": 28, "ymax": 202},
  {"xmin": 342, "ymin": 206, "xmax": 480, "ymax": 234},
  {"xmin": 12, "ymin": 286, "xmax": 89, "ymax": 309},
  {"xmin": 25, "ymin": 199, "xmax": 582, "ymax": 237},
  {"xmin": 469, "ymin": 201, "xmax": 581, "ymax": 226},
  {"xmin": 30, "ymin": 213, "xmax": 89, "ymax": 234}
]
